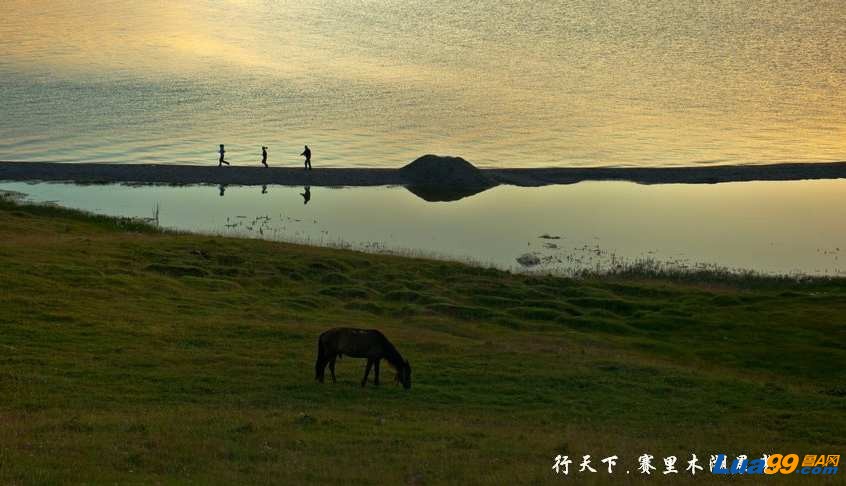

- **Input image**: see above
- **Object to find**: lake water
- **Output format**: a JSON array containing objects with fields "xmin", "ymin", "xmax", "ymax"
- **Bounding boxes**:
[
  {"xmin": 2, "ymin": 180, "xmax": 843, "ymax": 276},
  {"xmin": 1, "ymin": 0, "xmax": 844, "ymax": 168}
]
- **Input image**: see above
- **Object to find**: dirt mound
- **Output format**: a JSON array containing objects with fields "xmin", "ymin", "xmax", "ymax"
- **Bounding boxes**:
[{"xmin": 399, "ymin": 155, "xmax": 495, "ymax": 188}]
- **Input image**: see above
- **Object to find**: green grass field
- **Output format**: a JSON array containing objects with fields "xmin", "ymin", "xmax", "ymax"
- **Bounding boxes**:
[{"xmin": 0, "ymin": 198, "xmax": 844, "ymax": 484}]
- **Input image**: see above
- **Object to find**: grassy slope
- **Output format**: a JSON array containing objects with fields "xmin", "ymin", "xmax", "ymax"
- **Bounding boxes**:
[{"xmin": 0, "ymin": 200, "xmax": 844, "ymax": 485}]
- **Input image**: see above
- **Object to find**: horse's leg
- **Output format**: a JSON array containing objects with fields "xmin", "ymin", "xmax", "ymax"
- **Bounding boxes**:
[
  {"xmin": 329, "ymin": 357, "xmax": 337, "ymax": 383},
  {"xmin": 315, "ymin": 355, "xmax": 326, "ymax": 383},
  {"xmin": 315, "ymin": 338, "xmax": 329, "ymax": 383},
  {"xmin": 374, "ymin": 359, "xmax": 380, "ymax": 386},
  {"xmin": 361, "ymin": 358, "xmax": 374, "ymax": 387}
]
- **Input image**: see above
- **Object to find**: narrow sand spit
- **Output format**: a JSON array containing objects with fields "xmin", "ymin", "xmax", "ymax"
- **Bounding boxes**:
[{"xmin": 1, "ymin": 158, "xmax": 844, "ymax": 190}]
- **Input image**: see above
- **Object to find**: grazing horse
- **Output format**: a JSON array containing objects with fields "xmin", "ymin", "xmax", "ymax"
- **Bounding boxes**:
[{"xmin": 315, "ymin": 327, "xmax": 412, "ymax": 389}]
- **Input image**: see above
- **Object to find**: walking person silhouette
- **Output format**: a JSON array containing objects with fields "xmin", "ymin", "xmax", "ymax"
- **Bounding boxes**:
[
  {"xmin": 261, "ymin": 146, "xmax": 268, "ymax": 167},
  {"xmin": 218, "ymin": 144, "xmax": 230, "ymax": 167},
  {"xmin": 301, "ymin": 145, "xmax": 311, "ymax": 170}
]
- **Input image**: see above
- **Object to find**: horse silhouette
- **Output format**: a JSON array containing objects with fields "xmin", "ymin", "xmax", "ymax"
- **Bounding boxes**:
[{"xmin": 315, "ymin": 327, "xmax": 411, "ymax": 389}]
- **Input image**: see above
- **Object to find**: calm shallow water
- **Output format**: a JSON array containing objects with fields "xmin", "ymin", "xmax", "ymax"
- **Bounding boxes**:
[
  {"xmin": 1, "ymin": 180, "xmax": 843, "ymax": 276},
  {"xmin": 1, "ymin": 1, "xmax": 844, "ymax": 167}
]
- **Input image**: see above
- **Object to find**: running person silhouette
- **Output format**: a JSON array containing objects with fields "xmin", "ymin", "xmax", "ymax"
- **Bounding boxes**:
[
  {"xmin": 261, "ymin": 146, "xmax": 268, "ymax": 167},
  {"xmin": 218, "ymin": 144, "xmax": 230, "ymax": 166},
  {"xmin": 301, "ymin": 145, "xmax": 311, "ymax": 170}
]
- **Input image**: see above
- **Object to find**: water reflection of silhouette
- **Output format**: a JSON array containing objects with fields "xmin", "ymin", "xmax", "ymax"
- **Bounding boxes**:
[
  {"xmin": 404, "ymin": 184, "xmax": 492, "ymax": 202},
  {"xmin": 219, "ymin": 184, "xmax": 227, "ymax": 197},
  {"xmin": 300, "ymin": 186, "xmax": 311, "ymax": 205},
  {"xmin": 261, "ymin": 184, "xmax": 267, "ymax": 194}
]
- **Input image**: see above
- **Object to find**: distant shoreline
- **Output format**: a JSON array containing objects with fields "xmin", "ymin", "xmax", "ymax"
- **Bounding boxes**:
[{"xmin": 1, "ymin": 160, "xmax": 845, "ymax": 187}]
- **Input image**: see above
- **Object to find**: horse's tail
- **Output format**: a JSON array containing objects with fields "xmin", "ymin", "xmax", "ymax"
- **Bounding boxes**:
[{"xmin": 315, "ymin": 336, "xmax": 326, "ymax": 381}]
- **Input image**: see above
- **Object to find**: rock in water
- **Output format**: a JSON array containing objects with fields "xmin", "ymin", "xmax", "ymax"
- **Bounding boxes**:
[
  {"xmin": 400, "ymin": 154, "xmax": 495, "ymax": 188},
  {"xmin": 400, "ymin": 155, "xmax": 497, "ymax": 201},
  {"xmin": 516, "ymin": 253, "xmax": 541, "ymax": 267}
]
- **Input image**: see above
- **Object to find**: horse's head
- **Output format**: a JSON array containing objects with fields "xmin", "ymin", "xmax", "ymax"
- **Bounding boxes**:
[{"xmin": 395, "ymin": 359, "xmax": 412, "ymax": 389}]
